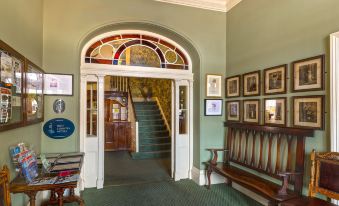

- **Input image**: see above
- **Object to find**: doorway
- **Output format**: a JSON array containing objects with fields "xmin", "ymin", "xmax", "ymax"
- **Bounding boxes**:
[
  {"xmin": 103, "ymin": 76, "xmax": 173, "ymax": 186},
  {"xmin": 80, "ymin": 30, "xmax": 194, "ymax": 189}
]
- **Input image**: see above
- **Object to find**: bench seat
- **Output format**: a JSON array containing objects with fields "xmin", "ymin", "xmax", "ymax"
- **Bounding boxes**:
[{"xmin": 208, "ymin": 162, "xmax": 298, "ymax": 202}]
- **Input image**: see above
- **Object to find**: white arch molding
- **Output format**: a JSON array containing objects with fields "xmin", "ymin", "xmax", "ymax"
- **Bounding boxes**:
[{"xmin": 79, "ymin": 30, "xmax": 195, "ymax": 189}]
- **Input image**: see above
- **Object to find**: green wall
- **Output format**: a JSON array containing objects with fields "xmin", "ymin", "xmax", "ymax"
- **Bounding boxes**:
[
  {"xmin": 42, "ymin": 0, "xmax": 226, "ymax": 169},
  {"xmin": 226, "ymin": 0, "xmax": 339, "ymax": 193},
  {"xmin": 0, "ymin": 0, "xmax": 43, "ymax": 205}
]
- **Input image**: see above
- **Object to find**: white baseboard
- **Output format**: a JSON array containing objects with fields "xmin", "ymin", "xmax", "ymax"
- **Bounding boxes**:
[{"xmin": 191, "ymin": 166, "xmax": 226, "ymax": 186}]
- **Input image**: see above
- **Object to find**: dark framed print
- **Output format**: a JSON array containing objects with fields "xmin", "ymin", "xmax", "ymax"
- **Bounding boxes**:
[
  {"xmin": 292, "ymin": 55, "xmax": 325, "ymax": 92},
  {"xmin": 264, "ymin": 64, "xmax": 287, "ymax": 95},
  {"xmin": 226, "ymin": 75, "xmax": 240, "ymax": 98},
  {"xmin": 206, "ymin": 74, "xmax": 222, "ymax": 97},
  {"xmin": 243, "ymin": 99, "xmax": 260, "ymax": 124},
  {"xmin": 226, "ymin": 100, "xmax": 241, "ymax": 122},
  {"xmin": 264, "ymin": 97, "xmax": 286, "ymax": 126},
  {"xmin": 243, "ymin": 71, "xmax": 260, "ymax": 96},
  {"xmin": 204, "ymin": 99, "xmax": 223, "ymax": 116},
  {"xmin": 293, "ymin": 96, "xmax": 324, "ymax": 129}
]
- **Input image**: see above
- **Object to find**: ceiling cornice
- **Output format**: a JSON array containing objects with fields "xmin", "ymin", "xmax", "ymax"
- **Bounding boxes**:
[{"xmin": 155, "ymin": 0, "xmax": 227, "ymax": 12}]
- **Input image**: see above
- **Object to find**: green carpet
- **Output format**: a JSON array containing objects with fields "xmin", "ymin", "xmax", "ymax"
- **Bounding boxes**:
[
  {"xmin": 104, "ymin": 151, "xmax": 171, "ymax": 186},
  {"xmin": 68, "ymin": 179, "xmax": 262, "ymax": 206}
]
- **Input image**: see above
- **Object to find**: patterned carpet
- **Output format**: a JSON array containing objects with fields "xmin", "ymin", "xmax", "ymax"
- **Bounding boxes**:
[{"xmin": 68, "ymin": 180, "xmax": 262, "ymax": 206}]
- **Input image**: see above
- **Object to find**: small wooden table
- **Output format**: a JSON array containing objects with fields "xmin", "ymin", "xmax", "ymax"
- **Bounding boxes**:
[{"xmin": 10, "ymin": 153, "xmax": 85, "ymax": 206}]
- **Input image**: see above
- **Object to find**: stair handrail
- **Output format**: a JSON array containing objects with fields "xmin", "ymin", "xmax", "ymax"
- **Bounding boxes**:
[
  {"xmin": 154, "ymin": 97, "xmax": 171, "ymax": 135},
  {"xmin": 128, "ymin": 84, "xmax": 139, "ymax": 152}
]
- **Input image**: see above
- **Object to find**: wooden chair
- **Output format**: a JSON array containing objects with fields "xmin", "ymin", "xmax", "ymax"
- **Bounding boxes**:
[
  {"xmin": 281, "ymin": 150, "xmax": 339, "ymax": 206},
  {"xmin": 0, "ymin": 165, "xmax": 11, "ymax": 206}
]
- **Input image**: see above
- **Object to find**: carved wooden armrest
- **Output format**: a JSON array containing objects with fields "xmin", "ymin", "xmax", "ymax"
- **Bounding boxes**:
[
  {"xmin": 277, "ymin": 172, "xmax": 302, "ymax": 196},
  {"xmin": 206, "ymin": 148, "xmax": 229, "ymax": 165}
]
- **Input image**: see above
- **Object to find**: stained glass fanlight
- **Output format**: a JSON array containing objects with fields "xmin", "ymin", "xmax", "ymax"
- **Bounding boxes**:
[{"xmin": 85, "ymin": 34, "xmax": 189, "ymax": 70}]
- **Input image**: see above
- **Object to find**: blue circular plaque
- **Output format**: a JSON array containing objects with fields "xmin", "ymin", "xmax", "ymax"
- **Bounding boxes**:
[{"xmin": 43, "ymin": 118, "xmax": 75, "ymax": 139}]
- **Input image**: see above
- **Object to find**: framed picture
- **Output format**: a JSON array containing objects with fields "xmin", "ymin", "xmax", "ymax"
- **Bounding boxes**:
[
  {"xmin": 25, "ymin": 60, "xmax": 44, "ymax": 124},
  {"xmin": 206, "ymin": 74, "xmax": 222, "ymax": 97},
  {"xmin": 292, "ymin": 55, "xmax": 325, "ymax": 92},
  {"xmin": 243, "ymin": 71, "xmax": 260, "ymax": 96},
  {"xmin": 226, "ymin": 100, "xmax": 241, "ymax": 122},
  {"xmin": 243, "ymin": 99, "xmax": 260, "ymax": 124},
  {"xmin": 226, "ymin": 75, "xmax": 240, "ymax": 98},
  {"xmin": 293, "ymin": 96, "xmax": 324, "ymax": 130},
  {"xmin": 264, "ymin": 65, "xmax": 287, "ymax": 95},
  {"xmin": 44, "ymin": 73, "xmax": 73, "ymax": 96},
  {"xmin": 264, "ymin": 97, "xmax": 286, "ymax": 126},
  {"xmin": 204, "ymin": 99, "xmax": 223, "ymax": 116}
]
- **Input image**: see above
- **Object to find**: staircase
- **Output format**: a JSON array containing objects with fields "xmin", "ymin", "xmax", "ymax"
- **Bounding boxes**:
[{"xmin": 131, "ymin": 101, "xmax": 171, "ymax": 159}]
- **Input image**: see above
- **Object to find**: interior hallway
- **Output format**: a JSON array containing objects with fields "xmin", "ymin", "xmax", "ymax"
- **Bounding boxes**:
[{"xmin": 104, "ymin": 151, "xmax": 171, "ymax": 186}]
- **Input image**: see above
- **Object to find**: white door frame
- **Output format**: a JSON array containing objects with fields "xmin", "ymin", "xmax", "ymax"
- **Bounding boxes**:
[
  {"xmin": 330, "ymin": 31, "xmax": 339, "ymax": 153},
  {"xmin": 330, "ymin": 31, "xmax": 339, "ymax": 205},
  {"xmin": 80, "ymin": 30, "xmax": 194, "ymax": 189}
]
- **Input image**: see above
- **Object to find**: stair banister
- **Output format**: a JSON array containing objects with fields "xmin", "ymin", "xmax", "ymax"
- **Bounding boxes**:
[{"xmin": 128, "ymin": 84, "xmax": 139, "ymax": 152}]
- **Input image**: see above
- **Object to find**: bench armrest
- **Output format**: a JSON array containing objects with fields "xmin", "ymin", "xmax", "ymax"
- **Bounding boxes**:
[
  {"xmin": 277, "ymin": 172, "xmax": 302, "ymax": 196},
  {"xmin": 206, "ymin": 148, "xmax": 229, "ymax": 165}
]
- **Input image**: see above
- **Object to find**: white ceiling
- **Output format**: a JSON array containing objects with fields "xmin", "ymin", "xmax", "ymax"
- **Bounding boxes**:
[{"xmin": 154, "ymin": 0, "xmax": 242, "ymax": 12}]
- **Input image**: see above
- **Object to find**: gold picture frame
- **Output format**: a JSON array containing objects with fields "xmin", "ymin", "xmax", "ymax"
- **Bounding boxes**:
[
  {"xmin": 264, "ymin": 65, "xmax": 287, "ymax": 95},
  {"xmin": 264, "ymin": 97, "xmax": 286, "ymax": 126},
  {"xmin": 206, "ymin": 74, "xmax": 222, "ymax": 97}
]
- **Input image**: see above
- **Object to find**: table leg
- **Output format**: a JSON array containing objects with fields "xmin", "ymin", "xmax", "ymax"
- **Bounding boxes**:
[
  {"xmin": 25, "ymin": 191, "xmax": 37, "ymax": 206},
  {"xmin": 56, "ymin": 188, "xmax": 65, "ymax": 206}
]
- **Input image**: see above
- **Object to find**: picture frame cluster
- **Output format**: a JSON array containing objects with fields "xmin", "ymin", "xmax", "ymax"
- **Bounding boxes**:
[{"xmin": 225, "ymin": 55, "xmax": 325, "ymax": 130}]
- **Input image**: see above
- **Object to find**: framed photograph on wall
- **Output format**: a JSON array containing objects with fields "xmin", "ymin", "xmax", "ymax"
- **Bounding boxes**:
[
  {"xmin": 264, "ymin": 97, "xmax": 286, "ymax": 126},
  {"xmin": 206, "ymin": 74, "xmax": 222, "ymax": 97},
  {"xmin": 292, "ymin": 55, "xmax": 325, "ymax": 92},
  {"xmin": 293, "ymin": 95, "xmax": 324, "ymax": 129},
  {"xmin": 226, "ymin": 75, "xmax": 240, "ymax": 98},
  {"xmin": 44, "ymin": 73, "xmax": 73, "ymax": 96},
  {"xmin": 264, "ymin": 64, "xmax": 287, "ymax": 95},
  {"xmin": 204, "ymin": 99, "xmax": 223, "ymax": 116},
  {"xmin": 226, "ymin": 100, "xmax": 241, "ymax": 122},
  {"xmin": 243, "ymin": 99, "xmax": 260, "ymax": 124},
  {"xmin": 243, "ymin": 71, "xmax": 260, "ymax": 96}
]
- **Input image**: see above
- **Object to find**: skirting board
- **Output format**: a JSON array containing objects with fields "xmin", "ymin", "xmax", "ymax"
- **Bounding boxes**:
[{"xmin": 191, "ymin": 167, "xmax": 269, "ymax": 206}]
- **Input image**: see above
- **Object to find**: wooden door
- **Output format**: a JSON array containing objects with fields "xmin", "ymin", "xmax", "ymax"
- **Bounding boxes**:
[{"xmin": 105, "ymin": 122, "xmax": 131, "ymax": 151}]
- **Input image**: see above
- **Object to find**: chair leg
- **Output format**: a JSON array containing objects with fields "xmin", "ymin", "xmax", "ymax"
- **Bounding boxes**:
[{"xmin": 207, "ymin": 166, "xmax": 212, "ymax": 189}]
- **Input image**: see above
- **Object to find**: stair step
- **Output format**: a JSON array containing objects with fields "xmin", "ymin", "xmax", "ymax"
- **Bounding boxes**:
[
  {"xmin": 134, "ymin": 101, "xmax": 157, "ymax": 105},
  {"xmin": 140, "ymin": 143, "xmax": 171, "ymax": 152},
  {"xmin": 140, "ymin": 137, "xmax": 171, "ymax": 144},
  {"xmin": 135, "ymin": 105, "xmax": 158, "ymax": 110},
  {"xmin": 136, "ymin": 110, "xmax": 161, "ymax": 116},
  {"xmin": 137, "ymin": 114, "xmax": 162, "ymax": 120},
  {"xmin": 139, "ymin": 130, "xmax": 169, "ymax": 138},
  {"xmin": 131, "ymin": 150, "xmax": 171, "ymax": 159},
  {"xmin": 138, "ymin": 119, "xmax": 165, "ymax": 126},
  {"xmin": 139, "ymin": 125, "xmax": 167, "ymax": 132}
]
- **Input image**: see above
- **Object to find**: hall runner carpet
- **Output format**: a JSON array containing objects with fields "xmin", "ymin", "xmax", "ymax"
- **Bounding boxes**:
[{"xmin": 67, "ymin": 179, "xmax": 261, "ymax": 206}]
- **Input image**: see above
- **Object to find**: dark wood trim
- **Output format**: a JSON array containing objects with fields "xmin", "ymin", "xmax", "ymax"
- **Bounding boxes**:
[
  {"xmin": 224, "ymin": 122, "xmax": 314, "ymax": 137},
  {"xmin": 263, "ymin": 97, "xmax": 287, "ymax": 127},
  {"xmin": 242, "ymin": 70, "xmax": 261, "ymax": 97},
  {"xmin": 291, "ymin": 55, "xmax": 325, "ymax": 92},
  {"xmin": 225, "ymin": 100, "xmax": 241, "ymax": 122},
  {"xmin": 292, "ymin": 95, "xmax": 325, "ymax": 130},
  {"xmin": 242, "ymin": 99, "xmax": 260, "ymax": 124},
  {"xmin": 225, "ymin": 75, "xmax": 241, "ymax": 98},
  {"xmin": 44, "ymin": 73, "xmax": 74, "ymax": 96},
  {"xmin": 263, "ymin": 64, "xmax": 287, "ymax": 95}
]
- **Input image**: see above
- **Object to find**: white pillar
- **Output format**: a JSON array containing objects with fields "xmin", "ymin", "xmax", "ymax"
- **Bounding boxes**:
[
  {"xmin": 97, "ymin": 74, "xmax": 105, "ymax": 189},
  {"xmin": 79, "ymin": 74, "xmax": 87, "ymax": 191}
]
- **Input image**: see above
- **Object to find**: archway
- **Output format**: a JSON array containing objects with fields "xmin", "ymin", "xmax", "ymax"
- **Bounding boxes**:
[{"xmin": 79, "ymin": 24, "xmax": 200, "ymax": 189}]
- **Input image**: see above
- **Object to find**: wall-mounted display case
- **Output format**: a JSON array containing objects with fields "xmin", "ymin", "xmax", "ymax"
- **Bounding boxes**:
[{"xmin": 0, "ymin": 40, "xmax": 44, "ymax": 132}]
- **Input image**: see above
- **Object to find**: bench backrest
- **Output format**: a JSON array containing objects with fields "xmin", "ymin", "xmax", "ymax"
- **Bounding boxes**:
[
  {"xmin": 225, "ymin": 122, "xmax": 314, "ymax": 194},
  {"xmin": 0, "ymin": 165, "xmax": 10, "ymax": 206},
  {"xmin": 309, "ymin": 150, "xmax": 339, "ymax": 200}
]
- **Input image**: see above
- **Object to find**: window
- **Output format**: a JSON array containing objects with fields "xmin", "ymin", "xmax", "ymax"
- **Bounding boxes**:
[{"xmin": 85, "ymin": 34, "xmax": 189, "ymax": 70}]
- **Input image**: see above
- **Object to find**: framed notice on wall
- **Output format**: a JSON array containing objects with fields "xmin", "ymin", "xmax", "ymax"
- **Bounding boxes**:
[{"xmin": 44, "ymin": 73, "xmax": 73, "ymax": 96}]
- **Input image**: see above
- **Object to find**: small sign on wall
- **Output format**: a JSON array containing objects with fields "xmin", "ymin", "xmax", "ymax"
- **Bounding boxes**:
[{"xmin": 43, "ymin": 118, "xmax": 75, "ymax": 139}]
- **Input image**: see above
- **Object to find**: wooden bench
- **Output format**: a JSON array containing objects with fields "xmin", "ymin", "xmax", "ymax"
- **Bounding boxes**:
[{"xmin": 206, "ymin": 123, "xmax": 314, "ymax": 206}]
